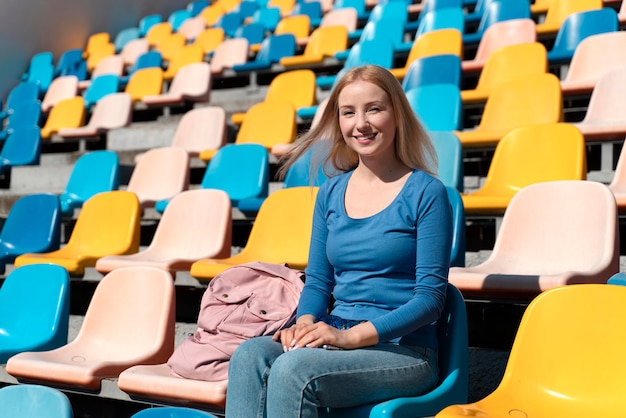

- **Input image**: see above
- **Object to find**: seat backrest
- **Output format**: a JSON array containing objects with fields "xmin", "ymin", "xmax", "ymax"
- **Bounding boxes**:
[
  {"xmin": 55, "ymin": 48, "xmax": 87, "ymax": 80},
  {"xmin": 468, "ymin": 18, "xmax": 537, "ymax": 68},
  {"xmin": 178, "ymin": 15, "xmax": 207, "ymax": 41},
  {"xmin": 131, "ymin": 406, "xmax": 219, "ymax": 417},
  {"xmin": 66, "ymin": 190, "xmax": 141, "ymax": 257},
  {"xmin": 210, "ymin": 38, "xmax": 249, "ymax": 73},
  {"xmin": 250, "ymin": 6, "xmax": 281, "ymax": 31},
  {"xmin": 75, "ymin": 265, "xmax": 175, "ymax": 362},
  {"xmin": 416, "ymin": 7, "xmax": 465, "ymax": 37},
  {"xmin": 235, "ymin": 21, "xmax": 266, "ymax": 46},
  {"xmin": 472, "ymin": 42, "xmax": 548, "ymax": 94},
  {"xmin": 130, "ymin": 50, "xmax": 164, "ymax": 74},
  {"xmin": 563, "ymin": 31, "xmax": 626, "ymax": 83},
  {"xmin": 126, "ymin": 146, "xmax": 190, "ymax": 208},
  {"xmin": 85, "ymin": 92, "xmax": 133, "ymax": 131},
  {"xmin": 446, "ymin": 187, "xmax": 466, "ymax": 268},
  {"xmin": 283, "ymin": 141, "xmax": 330, "ymax": 188},
  {"xmin": 319, "ymin": 7, "xmax": 358, "ymax": 32},
  {"xmin": 303, "ymin": 25, "xmax": 349, "ymax": 58},
  {"xmin": 0, "ymin": 125, "xmax": 41, "ymax": 167},
  {"xmin": 171, "ymin": 106, "xmax": 226, "ymax": 156},
  {"xmin": 253, "ymin": 33, "xmax": 297, "ymax": 65},
  {"xmin": 0, "ymin": 264, "xmax": 69, "ymax": 363},
  {"xmin": 217, "ymin": 10, "xmax": 244, "ymax": 36},
  {"xmin": 168, "ymin": 9, "xmax": 192, "ymax": 31},
  {"xmin": 148, "ymin": 189, "xmax": 232, "ymax": 260},
  {"xmin": 236, "ymin": 186, "xmax": 319, "ymax": 269},
  {"xmin": 90, "ymin": 54, "xmax": 125, "ymax": 80},
  {"xmin": 193, "ymin": 27, "xmax": 225, "ymax": 55},
  {"xmin": 470, "ymin": 0, "xmax": 531, "ymax": 39},
  {"xmin": 485, "ymin": 283, "xmax": 626, "ymax": 415},
  {"xmin": 402, "ymin": 54, "xmax": 462, "ymax": 91},
  {"xmin": 139, "ymin": 14, "xmax": 163, "ymax": 37},
  {"xmin": 368, "ymin": 0, "xmax": 409, "ymax": 24},
  {"xmin": 188, "ymin": 0, "xmax": 210, "ymax": 16},
  {"xmin": 431, "ymin": 130, "xmax": 464, "ymax": 191},
  {"xmin": 540, "ymin": 0, "xmax": 602, "ymax": 32},
  {"xmin": 156, "ymin": 32, "xmax": 187, "ymax": 62},
  {"xmin": 165, "ymin": 62, "xmax": 211, "ymax": 101},
  {"xmin": 124, "ymin": 67, "xmax": 164, "ymax": 102},
  {"xmin": 61, "ymin": 150, "xmax": 120, "ymax": 215},
  {"xmin": 40, "ymin": 96, "xmax": 86, "ymax": 139},
  {"xmin": 201, "ymin": 143, "xmax": 270, "ymax": 204},
  {"xmin": 0, "ymin": 193, "xmax": 61, "ymax": 263},
  {"xmin": 265, "ymin": 69, "xmax": 317, "ymax": 110},
  {"xmin": 275, "ymin": 14, "xmax": 311, "ymax": 42},
  {"xmin": 4, "ymin": 100, "xmax": 42, "ymax": 133},
  {"xmin": 163, "ymin": 43, "xmax": 205, "ymax": 80},
  {"xmin": 0, "ymin": 384, "xmax": 73, "ymax": 418},
  {"xmin": 477, "ymin": 73, "xmax": 563, "ymax": 132},
  {"xmin": 549, "ymin": 7, "xmax": 618, "ymax": 59},
  {"xmin": 24, "ymin": 51, "xmax": 55, "ymax": 95},
  {"xmin": 120, "ymin": 38, "xmax": 151, "ymax": 67},
  {"xmin": 406, "ymin": 84, "xmax": 463, "ymax": 131},
  {"xmin": 236, "ymin": 99, "xmax": 297, "ymax": 149},
  {"xmin": 83, "ymin": 73, "xmax": 120, "ymax": 108},
  {"xmin": 5, "ymin": 81, "xmax": 40, "ymax": 111},
  {"xmin": 580, "ymin": 66, "xmax": 626, "ymax": 124},
  {"xmin": 479, "ymin": 123, "xmax": 587, "ymax": 199},
  {"xmin": 403, "ymin": 28, "xmax": 463, "ymax": 71},
  {"xmin": 114, "ymin": 27, "xmax": 141, "ymax": 53},
  {"xmin": 146, "ymin": 21, "xmax": 174, "ymax": 47}
]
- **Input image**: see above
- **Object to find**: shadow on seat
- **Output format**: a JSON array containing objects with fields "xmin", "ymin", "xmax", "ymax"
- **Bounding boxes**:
[
  {"xmin": 190, "ymin": 186, "xmax": 318, "ymax": 281},
  {"xmin": 436, "ymin": 283, "xmax": 626, "ymax": 417},
  {"xmin": 321, "ymin": 283, "xmax": 469, "ymax": 417},
  {"xmin": 0, "ymin": 264, "xmax": 70, "ymax": 363},
  {"xmin": 6, "ymin": 266, "xmax": 176, "ymax": 390},
  {"xmin": 0, "ymin": 384, "xmax": 73, "ymax": 418},
  {"xmin": 95, "ymin": 189, "xmax": 232, "ymax": 276},
  {"xmin": 449, "ymin": 180, "xmax": 618, "ymax": 299},
  {"xmin": 58, "ymin": 150, "xmax": 120, "ymax": 217},
  {"xmin": 0, "ymin": 193, "xmax": 61, "ymax": 274},
  {"xmin": 14, "ymin": 190, "xmax": 141, "ymax": 276},
  {"xmin": 461, "ymin": 123, "xmax": 587, "ymax": 216}
]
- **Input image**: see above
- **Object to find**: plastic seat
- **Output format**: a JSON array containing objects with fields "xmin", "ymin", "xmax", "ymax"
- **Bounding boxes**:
[
  {"xmin": 40, "ymin": 96, "xmax": 86, "ymax": 140},
  {"xmin": 315, "ymin": 7, "xmax": 358, "ymax": 36},
  {"xmin": 209, "ymin": 38, "xmax": 249, "ymax": 75},
  {"xmin": 96, "ymin": 189, "xmax": 232, "ymax": 276},
  {"xmin": 168, "ymin": 9, "xmax": 193, "ymax": 31},
  {"xmin": 163, "ymin": 43, "xmax": 205, "ymax": 81},
  {"xmin": 188, "ymin": 0, "xmax": 210, "ymax": 16},
  {"xmin": 437, "ymin": 283, "xmax": 626, "ymax": 416},
  {"xmin": 547, "ymin": 8, "xmax": 618, "ymax": 66},
  {"xmin": 193, "ymin": 27, "xmax": 225, "ymax": 57},
  {"xmin": 607, "ymin": 130, "xmax": 626, "ymax": 211},
  {"xmin": 58, "ymin": 150, "xmax": 120, "ymax": 217},
  {"xmin": 231, "ymin": 69, "xmax": 316, "ymax": 124},
  {"xmin": 155, "ymin": 33, "xmax": 187, "ymax": 63},
  {"xmin": 0, "ymin": 99, "xmax": 42, "ymax": 141},
  {"xmin": 179, "ymin": 143, "xmax": 270, "ymax": 210},
  {"xmin": 431, "ymin": 130, "xmax": 464, "ymax": 192},
  {"xmin": 279, "ymin": 25, "xmax": 349, "ymax": 68},
  {"xmin": 461, "ymin": 42, "xmax": 548, "ymax": 105},
  {"xmin": 401, "ymin": 54, "xmax": 462, "ymax": 91},
  {"xmin": 268, "ymin": 0, "xmax": 296, "ymax": 17},
  {"xmin": 234, "ymin": 22, "xmax": 266, "ymax": 50},
  {"xmin": 119, "ymin": 38, "xmax": 151, "ymax": 69},
  {"xmin": 333, "ymin": 0, "xmax": 369, "ymax": 21},
  {"xmin": 231, "ymin": 33, "xmax": 297, "ymax": 72},
  {"xmin": 461, "ymin": 123, "xmax": 587, "ymax": 216},
  {"xmin": 139, "ymin": 14, "xmax": 164, "ymax": 37},
  {"xmin": 55, "ymin": 48, "xmax": 87, "ymax": 80},
  {"xmin": 461, "ymin": 18, "xmax": 537, "ymax": 73},
  {"xmin": 200, "ymin": 4, "xmax": 227, "ymax": 26},
  {"xmin": 456, "ymin": 73, "xmax": 563, "ymax": 148},
  {"xmin": 126, "ymin": 146, "xmax": 190, "ymax": 210},
  {"xmin": 570, "ymin": 66, "xmax": 626, "ymax": 142},
  {"xmin": 85, "ymin": 39, "xmax": 116, "ymax": 73},
  {"xmin": 0, "ymin": 81, "xmax": 40, "ymax": 119},
  {"xmin": 248, "ymin": 6, "xmax": 281, "ymax": 32},
  {"xmin": 199, "ymin": 99, "xmax": 296, "ymax": 161},
  {"xmin": 131, "ymin": 407, "xmax": 218, "ymax": 418},
  {"xmin": 6, "ymin": 266, "xmax": 176, "ymax": 390},
  {"xmin": 237, "ymin": 0, "xmax": 260, "ymax": 21},
  {"xmin": 274, "ymin": 14, "xmax": 311, "ymax": 47},
  {"xmin": 461, "ymin": 0, "xmax": 531, "ymax": 45},
  {"xmin": 292, "ymin": 1, "xmax": 322, "ymax": 27},
  {"xmin": 41, "ymin": 75, "xmax": 78, "ymax": 113},
  {"xmin": 560, "ymin": 31, "xmax": 626, "ymax": 97},
  {"xmin": 124, "ymin": 67, "xmax": 165, "ymax": 103},
  {"xmin": 415, "ymin": 7, "xmax": 466, "ymax": 38},
  {"xmin": 21, "ymin": 51, "xmax": 55, "ymax": 96},
  {"xmin": 167, "ymin": 106, "xmax": 227, "ymax": 158},
  {"xmin": 142, "ymin": 62, "xmax": 211, "ymax": 108},
  {"xmin": 0, "ymin": 125, "xmax": 42, "ymax": 175},
  {"xmin": 114, "ymin": 27, "xmax": 141, "ymax": 53},
  {"xmin": 14, "ymin": 190, "xmax": 141, "ymax": 276},
  {"xmin": 406, "ymin": 84, "xmax": 463, "ymax": 131},
  {"xmin": 391, "ymin": 29, "xmax": 464, "ymax": 81},
  {"xmin": 190, "ymin": 186, "xmax": 318, "ymax": 281},
  {"xmin": 0, "ymin": 384, "xmax": 73, "ymax": 418},
  {"xmin": 78, "ymin": 54, "xmax": 125, "ymax": 90},
  {"xmin": 336, "ymin": 17, "xmax": 406, "ymax": 60},
  {"xmin": 178, "ymin": 15, "xmax": 207, "ymax": 41},
  {"xmin": 120, "ymin": 50, "xmax": 164, "ymax": 86},
  {"xmin": 0, "ymin": 193, "xmax": 61, "ymax": 275},
  {"xmin": 82, "ymin": 73, "xmax": 121, "ymax": 109},
  {"xmin": 535, "ymin": 0, "xmax": 602, "ymax": 36},
  {"xmin": 0, "ymin": 264, "xmax": 69, "ymax": 363},
  {"xmin": 146, "ymin": 22, "xmax": 174, "ymax": 47},
  {"xmin": 321, "ymin": 282, "xmax": 468, "ymax": 417},
  {"xmin": 216, "ymin": 10, "xmax": 244, "ymax": 36}
]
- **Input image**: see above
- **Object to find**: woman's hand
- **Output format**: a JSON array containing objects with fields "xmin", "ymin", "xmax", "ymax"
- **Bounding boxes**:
[{"xmin": 273, "ymin": 318, "xmax": 379, "ymax": 351}]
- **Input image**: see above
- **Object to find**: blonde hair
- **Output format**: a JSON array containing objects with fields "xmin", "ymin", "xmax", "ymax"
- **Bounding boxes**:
[{"xmin": 278, "ymin": 65, "xmax": 438, "ymax": 180}]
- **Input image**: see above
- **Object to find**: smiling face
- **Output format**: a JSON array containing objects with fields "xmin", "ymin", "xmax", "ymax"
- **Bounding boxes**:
[{"xmin": 337, "ymin": 79, "xmax": 398, "ymax": 164}]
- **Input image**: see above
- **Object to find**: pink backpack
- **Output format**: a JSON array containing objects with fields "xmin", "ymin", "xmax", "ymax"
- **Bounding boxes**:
[{"xmin": 167, "ymin": 261, "xmax": 304, "ymax": 381}]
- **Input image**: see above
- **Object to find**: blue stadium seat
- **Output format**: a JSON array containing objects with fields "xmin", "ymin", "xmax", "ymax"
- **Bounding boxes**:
[
  {"xmin": 0, "ymin": 193, "xmax": 62, "ymax": 275},
  {"xmin": 431, "ymin": 130, "xmax": 464, "ymax": 192},
  {"xmin": 234, "ymin": 22, "xmax": 266, "ymax": 47},
  {"xmin": 21, "ymin": 51, "xmax": 55, "ymax": 96},
  {"xmin": 462, "ymin": 0, "xmax": 531, "ymax": 45},
  {"xmin": 132, "ymin": 407, "xmax": 218, "ymax": 417},
  {"xmin": 83, "ymin": 73, "xmax": 121, "ymax": 109},
  {"xmin": 232, "ymin": 33, "xmax": 297, "ymax": 72},
  {"xmin": 402, "ymin": 54, "xmax": 462, "ymax": 91},
  {"xmin": 168, "ymin": 9, "xmax": 192, "ymax": 31},
  {"xmin": 114, "ymin": 27, "xmax": 141, "ymax": 53},
  {"xmin": 293, "ymin": 0, "xmax": 322, "ymax": 27},
  {"xmin": 0, "ymin": 125, "xmax": 42, "ymax": 175},
  {"xmin": 0, "ymin": 384, "xmax": 73, "ymax": 417},
  {"xmin": 59, "ymin": 150, "xmax": 120, "ymax": 217},
  {"xmin": 0, "ymin": 81, "xmax": 40, "ymax": 120},
  {"xmin": 406, "ymin": 84, "xmax": 464, "ymax": 131},
  {"xmin": 55, "ymin": 48, "xmax": 87, "ymax": 80},
  {"xmin": 187, "ymin": 0, "xmax": 210, "ymax": 17},
  {"xmin": 0, "ymin": 99, "xmax": 42, "ymax": 141},
  {"xmin": 139, "ymin": 14, "xmax": 163, "ymax": 37},
  {"xmin": 0, "ymin": 264, "xmax": 69, "ymax": 363}
]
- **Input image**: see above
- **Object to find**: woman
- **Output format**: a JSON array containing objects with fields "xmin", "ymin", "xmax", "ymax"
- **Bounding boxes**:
[{"xmin": 225, "ymin": 65, "xmax": 453, "ymax": 418}]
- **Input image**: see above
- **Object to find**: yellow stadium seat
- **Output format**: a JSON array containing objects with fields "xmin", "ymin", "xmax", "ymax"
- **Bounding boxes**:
[
  {"xmin": 40, "ymin": 96, "xmax": 86, "ymax": 140},
  {"xmin": 280, "ymin": 25, "xmax": 348, "ymax": 68},
  {"xmin": 124, "ymin": 67, "xmax": 164, "ymax": 103},
  {"xmin": 535, "ymin": 0, "xmax": 602, "ymax": 36}
]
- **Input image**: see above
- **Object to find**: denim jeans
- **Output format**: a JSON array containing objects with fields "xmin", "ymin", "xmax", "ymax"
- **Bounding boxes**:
[{"xmin": 224, "ymin": 335, "xmax": 438, "ymax": 418}]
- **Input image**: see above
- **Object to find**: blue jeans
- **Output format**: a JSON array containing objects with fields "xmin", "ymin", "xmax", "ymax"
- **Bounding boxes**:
[{"xmin": 224, "ymin": 336, "xmax": 438, "ymax": 418}]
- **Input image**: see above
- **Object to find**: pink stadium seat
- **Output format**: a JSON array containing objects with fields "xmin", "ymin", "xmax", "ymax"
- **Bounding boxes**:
[{"xmin": 142, "ymin": 62, "xmax": 211, "ymax": 108}]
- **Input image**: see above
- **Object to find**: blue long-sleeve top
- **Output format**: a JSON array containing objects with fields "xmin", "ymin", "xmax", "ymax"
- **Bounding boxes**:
[{"xmin": 297, "ymin": 169, "xmax": 453, "ymax": 349}]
